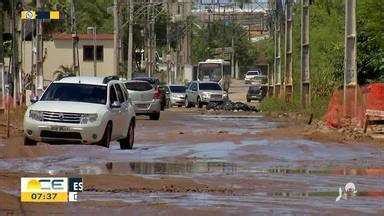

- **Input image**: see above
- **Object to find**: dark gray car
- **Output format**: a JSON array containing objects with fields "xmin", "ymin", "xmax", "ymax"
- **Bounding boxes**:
[{"xmin": 246, "ymin": 85, "xmax": 267, "ymax": 102}]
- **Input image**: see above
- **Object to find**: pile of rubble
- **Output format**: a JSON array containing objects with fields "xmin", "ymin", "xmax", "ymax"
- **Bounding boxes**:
[{"xmin": 206, "ymin": 101, "xmax": 259, "ymax": 112}]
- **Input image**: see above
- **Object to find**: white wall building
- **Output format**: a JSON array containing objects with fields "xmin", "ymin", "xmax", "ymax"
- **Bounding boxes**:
[{"xmin": 23, "ymin": 33, "xmax": 115, "ymax": 83}]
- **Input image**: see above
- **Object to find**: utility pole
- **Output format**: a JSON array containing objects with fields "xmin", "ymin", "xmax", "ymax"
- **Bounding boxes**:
[
  {"xmin": 344, "ymin": 0, "xmax": 357, "ymax": 117},
  {"xmin": 11, "ymin": 0, "xmax": 19, "ymax": 107},
  {"xmin": 301, "ymin": 0, "xmax": 310, "ymax": 108},
  {"xmin": 285, "ymin": 0, "xmax": 293, "ymax": 102},
  {"xmin": 231, "ymin": 6, "xmax": 235, "ymax": 78},
  {"xmin": 36, "ymin": 0, "xmax": 44, "ymax": 95},
  {"xmin": 268, "ymin": 62, "xmax": 274, "ymax": 97},
  {"xmin": 0, "ymin": 1, "xmax": 5, "ymax": 108},
  {"xmin": 166, "ymin": 1, "xmax": 171, "ymax": 84},
  {"xmin": 0, "ymin": 1, "xmax": 3, "ymax": 64},
  {"xmin": 18, "ymin": 8, "xmax": 23, "ymax": 105},
  {"xmin": 113, "ymin": 0, "xmax": 120, "ymax": 75},
  {"xmin": 70, "ymin": 0, "xmax": 80, "ymax": 75},
  {"xmin": 148, "ymin": 0, "xmax": 155, "ymax": 77},
  {"xmin": 127, "ymin": 0, "xmax": 133, "ymax": 79},
  {"xmin": 274, "ymin": 1, "xmax": 281, "ymax": 97}
]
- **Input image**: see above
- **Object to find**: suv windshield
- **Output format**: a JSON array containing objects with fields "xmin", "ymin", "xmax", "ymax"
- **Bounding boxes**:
[
  {"xmin": 247, "ymin": 71, "xmax": 260, "ymax": 75},
  {"xmin": 125, "ymin": 81, "xmax": 153, "ymax": 91},
  {"xmin": 169, "ymin": 86, "xmax": 186, "ymax": 93},
  {"xmin": 199, "ymin": 83, "xmax": 222, "ymax": 91},
  {"xmin": 40, "ymin": 83, "xmax": 107, "ymax": 104}
]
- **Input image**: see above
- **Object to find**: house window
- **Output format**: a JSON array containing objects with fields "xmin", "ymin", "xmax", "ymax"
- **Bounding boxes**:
[{"xmin": 83, "ymin": 45, "xmax": 103, "ymax": 61}]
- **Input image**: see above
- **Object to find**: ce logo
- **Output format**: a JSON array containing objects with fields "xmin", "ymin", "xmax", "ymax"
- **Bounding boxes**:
[{"xmin": 26, "ymin": 11, "xmax": 34, "ymax": 19}]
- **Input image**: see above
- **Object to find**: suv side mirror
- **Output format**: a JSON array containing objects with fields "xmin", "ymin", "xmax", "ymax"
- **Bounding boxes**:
[
  {"xmin": 30, "ymin": 96, "xmax": 39, "ymax": 104},
  {"xmin": 111, "ymin": 101, "xmax": 121, "ymax": 108}
]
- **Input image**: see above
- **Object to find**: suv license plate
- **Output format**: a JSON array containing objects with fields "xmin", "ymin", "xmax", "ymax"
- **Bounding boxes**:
[{"xmin": 50, "ymin": 126, "xmax": 71, "ymax": 132}]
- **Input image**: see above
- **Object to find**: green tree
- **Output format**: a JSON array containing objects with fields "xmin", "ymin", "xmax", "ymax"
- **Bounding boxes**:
[
  {"xmin": 53, "ymin": 65, "xmax": 76, "ymax": 80},
  {"xmin": 357, "ymin": 0, "xmax": 384, "ymax": 83},
  {"xmin": 191, "ymin": 20, "xmax": 259, "ymax": 73}
]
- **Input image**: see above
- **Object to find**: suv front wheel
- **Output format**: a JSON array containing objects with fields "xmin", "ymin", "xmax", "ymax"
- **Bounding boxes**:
[
  {"xmin": 24, "ymin": 136, "xmax": 37, "ymax": 146},
  {"xmin": 185, "ymin": 97, "xmax": 193, "ymax": 108},
  {"xmin": 197, "ymin": 97, "xmax": 203, "ymax": 108},
  {"xmin": 149, "ymin": 112, "xmax": 160, "ymax": 120},
  {"xmin": 98, "ymin": 123, "xmax": 112, "ymax": 148},
  {"xmin": 119, "ymin": 121, "xmax": 135, "ymax": 149}
]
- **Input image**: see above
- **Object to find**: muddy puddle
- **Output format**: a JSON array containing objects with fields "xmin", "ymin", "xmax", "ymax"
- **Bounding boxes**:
[
  {"xmin": 0, "ymin": 138, "xmax": 381, "ymax": 177},
  {"xmin": 172, "ymin": 115, "xmax": 277, "ymax": 134},
  {"xmin": 0, "ymin": 112, "xmax": 382, "ymax": 214}
]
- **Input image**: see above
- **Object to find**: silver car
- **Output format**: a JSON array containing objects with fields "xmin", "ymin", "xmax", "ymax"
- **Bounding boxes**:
[
  {"xmin": 124, "ymin": 80, "xmax": 161, "ymax": 120},
  {"xmin": 185, "ymin": 81, "xmax": 224, "ymax": 108},
  {"xmin": 165, "ymin": 85, "xmax": 186, "ymax": 107}
]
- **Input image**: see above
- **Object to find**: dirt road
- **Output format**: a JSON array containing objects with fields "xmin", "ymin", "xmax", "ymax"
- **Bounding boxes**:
[{"xmin": 0, "ymin": 109, "xmax": 383, "ymax": 215}]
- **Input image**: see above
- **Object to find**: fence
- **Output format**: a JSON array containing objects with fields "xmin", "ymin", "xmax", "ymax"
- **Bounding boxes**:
[{"xmin": 324, "ymin": 83, "xmax": 384, "ymax": 128}]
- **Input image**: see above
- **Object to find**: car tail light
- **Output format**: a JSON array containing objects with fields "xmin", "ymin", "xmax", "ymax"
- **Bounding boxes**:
[{"xmin": 153, "ymin": 87, "xmax": 161, "ymax": 99}]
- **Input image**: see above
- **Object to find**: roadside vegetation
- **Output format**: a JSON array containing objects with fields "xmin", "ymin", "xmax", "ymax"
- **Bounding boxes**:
[{"xmin": 260, "ymin": 0, "xmax": 384, "ymax": 118}]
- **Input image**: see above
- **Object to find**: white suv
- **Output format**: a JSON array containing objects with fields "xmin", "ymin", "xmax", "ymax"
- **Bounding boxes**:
[
  {"xmin": 185, "ymin": 81, "xmax": 224, "ymax": 108},
  {"xmin": 23, "ymin": 76, "xmax": 136, "ymax": 149}
]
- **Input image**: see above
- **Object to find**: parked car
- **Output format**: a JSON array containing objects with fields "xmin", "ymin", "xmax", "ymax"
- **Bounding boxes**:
[
  {"xmin": 23, "ymin": 76, "xmax": 136, "ymax": 149},
  {"xmin": 132, "ymin": 77, "xmax": 166, "ymax": 110},
  {"xmin": 244, "ymin": 70, "xmax": 261, "ymax": 84},
  {"xmin": 246, "ymin": 85, "xmax": 267, "ymax": 102},
  {"xmin": 185, "ymin": 81, "xmax": 224, "ymax": 108},
  {"xmin": 165, "ymin": 85, "xmax": 186, "ymax": 107},
  {"xmin": 124, "ymin": 80, "xmax": 161, "ymax": 120}
]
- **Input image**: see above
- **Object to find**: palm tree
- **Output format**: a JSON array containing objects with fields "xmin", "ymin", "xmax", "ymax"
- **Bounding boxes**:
[{"xmin": 54, "ymin": 65, "xmax": 76, "ymax": 80}]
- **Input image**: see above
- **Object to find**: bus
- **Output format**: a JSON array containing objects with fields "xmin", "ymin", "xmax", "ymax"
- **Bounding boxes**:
[{"xmin": 197, "ymin": 59, "xmax": 231, "ymax": 89}]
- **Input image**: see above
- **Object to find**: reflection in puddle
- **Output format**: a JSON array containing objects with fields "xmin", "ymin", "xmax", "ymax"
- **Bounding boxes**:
[
  {"xmin": 127, "ymin": 161, "xmax": 237, "ymax": 175},
  {"xmin": 72, "ymin": 161, "xmax": 238, "ymax": 176},
  {"xmin": 269, "ymin": 190, "xmax": 384, "ymax": 198},
  {"xmin": 268, "ymin": 167, "xmax": 384, "ymax": 176}
]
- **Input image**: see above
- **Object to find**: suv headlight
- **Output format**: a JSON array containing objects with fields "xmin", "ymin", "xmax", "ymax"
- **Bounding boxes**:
[
  {"xmin": 29, "ymin": 110, "xmax": 43, "ymax": 121},
  {"xmin": 80, "ymin": 114, "xmax": 98, "ymax": 124},
  {"xmin": 202, "ymin": 92, "xmax": 210, "ymax": 99}
]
